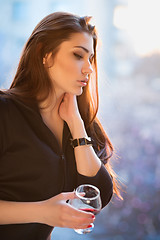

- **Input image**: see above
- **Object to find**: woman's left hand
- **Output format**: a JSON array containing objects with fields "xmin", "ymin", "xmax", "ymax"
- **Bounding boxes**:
[{"xmin": 58, "ymin": 93, "xmax": 82, "ymax": 127}]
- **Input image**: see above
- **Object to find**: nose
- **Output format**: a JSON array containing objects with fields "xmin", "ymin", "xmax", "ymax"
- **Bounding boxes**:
[{"xmin": 82, "ymin": 60, "xmax": 93, "ymax": 75}]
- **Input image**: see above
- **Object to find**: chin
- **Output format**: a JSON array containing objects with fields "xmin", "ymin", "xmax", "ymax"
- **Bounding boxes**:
[
  {"xmin": 70, "ymin": 87, "xmax": 83, "ymax": 96},
  {"xmin": 76, "ymin": 92, "xmax": 83, "ymax": 96},
  {"xmin": 75, "ymin": 89, "xmax": 83, "ymax": 96}
]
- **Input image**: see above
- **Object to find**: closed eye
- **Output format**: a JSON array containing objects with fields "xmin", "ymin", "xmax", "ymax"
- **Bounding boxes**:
[
  {"xmin": 74, "ymin": 53, "xmax": 83, "ymax": 60},
  {"xmin": 74, "ymin": 52, "xmax": 94, "ymax": 64}
]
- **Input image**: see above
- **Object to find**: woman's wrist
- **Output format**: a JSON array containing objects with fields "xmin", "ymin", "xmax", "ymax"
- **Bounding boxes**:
[
  {"xmin": 33, "ymin": 201, "xmax": 45, "ymax": 224},
  {"xmin": 69, "ymin": 118, "xmax": 88, "ymax": 139},
  {"xmin": 0, "ymin": 200, "xmax": 44, "ymax": 225}
]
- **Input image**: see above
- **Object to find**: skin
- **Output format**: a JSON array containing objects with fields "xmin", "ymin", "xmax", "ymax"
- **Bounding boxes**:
[
  {"xmin": 40, "ymin": 32, "xmax": 94, "ymax": 147},
  {"xmin": 46, "ymin": 31, "xmax": 94, "ymax": 98},
  {"xmin": 0, "ymin": 32, "xmax": 102, "ymax": 231},
  {"xmin": 39, "ymin": 32, "xmax": 102, "ymax": 229},
  {"xmin": 41, "ymin": 33, "xmax": 101, "ymax": 228}
]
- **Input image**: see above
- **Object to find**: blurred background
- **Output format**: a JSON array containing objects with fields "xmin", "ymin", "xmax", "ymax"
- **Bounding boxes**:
[{"xmin": 0, "ymin": 0, "xmax": 160, "ymax": 239}]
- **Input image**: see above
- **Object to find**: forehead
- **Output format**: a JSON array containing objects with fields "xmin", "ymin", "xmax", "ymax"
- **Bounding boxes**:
[{"xmin": 59, "ymin": 32, "xmax": 94, "ymax": 54}]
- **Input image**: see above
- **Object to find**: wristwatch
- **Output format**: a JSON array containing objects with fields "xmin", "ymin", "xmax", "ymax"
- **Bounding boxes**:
[{"xmin": 70, "ymin": 137, "xmax": 93, "ymax": 148}]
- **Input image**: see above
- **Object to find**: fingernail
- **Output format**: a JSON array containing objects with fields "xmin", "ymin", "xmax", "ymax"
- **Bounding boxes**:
[{"xmin": 87, "ymin": 224, "xmax": 92, "ymax": 228}]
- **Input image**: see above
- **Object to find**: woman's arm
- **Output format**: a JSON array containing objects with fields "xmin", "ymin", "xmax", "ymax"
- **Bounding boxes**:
[
  {"xmin": 72, "ymin": 120, "xmax": 113, "ymax": 206},
  {"xmin": 0, "ymin": 192, "xmax": 95, "ymax": 228},
  {"xmin": 59, "ymin": 93, "xmax": 113, "ymax": 207},
  {"xmin": 59, "ymin": 93, "xmax": 106, "ymax": 176},
  {"xmin": 71, "ymin": 118, "xmax": 101, "ymax": 176},
  {"xmin": 0, "ymin": 200, "xmax": 41, "ymax": 225}
]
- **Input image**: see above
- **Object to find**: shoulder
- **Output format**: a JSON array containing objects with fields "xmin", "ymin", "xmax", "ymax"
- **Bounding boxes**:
[
  {"xmin": 0, "ymin": 91, "xmax": 10, "ymax": 111},
  {"xmin": 0, "ymin": 91, "xmax": 13, "ymax": 111},
  {"xmin": 0, "ymin": 91, "xmax": 17, "ymax": 122}
]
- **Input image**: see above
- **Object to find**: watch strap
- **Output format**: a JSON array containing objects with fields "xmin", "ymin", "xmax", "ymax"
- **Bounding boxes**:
[{"xmin": 70, "ymin": 137, "xmax": 93, "ymax": 148}]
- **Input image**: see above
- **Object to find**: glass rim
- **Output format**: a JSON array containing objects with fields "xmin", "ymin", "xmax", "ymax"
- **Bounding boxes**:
[{"xmin": 75, "ymin": 184, "xmax": 100, "ymax": 201}]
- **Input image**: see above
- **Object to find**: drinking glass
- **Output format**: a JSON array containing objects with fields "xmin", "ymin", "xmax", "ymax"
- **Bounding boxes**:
[{"xmin": 69, "ymin": 184, "xmax": 102, "ymax": 234}]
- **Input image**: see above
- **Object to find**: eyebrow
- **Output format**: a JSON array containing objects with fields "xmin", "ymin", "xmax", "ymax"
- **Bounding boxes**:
[{"xmin": 74, "ymin": 46, "xmax": 94, "ymax": 56}]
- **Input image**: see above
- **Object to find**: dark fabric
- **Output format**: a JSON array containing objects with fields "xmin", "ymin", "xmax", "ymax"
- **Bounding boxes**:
[{"xmin": 0, "ymin": 92, "xmax": 113, "ymax": 240}]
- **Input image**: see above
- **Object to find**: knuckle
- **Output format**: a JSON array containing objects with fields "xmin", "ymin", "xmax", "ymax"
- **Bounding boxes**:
[{"xmin": 79, "ymin": 218, "xmax": 86, "ymax": 225}]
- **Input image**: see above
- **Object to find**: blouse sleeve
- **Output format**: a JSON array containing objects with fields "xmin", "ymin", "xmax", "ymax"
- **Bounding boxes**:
[{"xmin": 76, "ymin": 163, "xmax": 113, "ymax": 208}]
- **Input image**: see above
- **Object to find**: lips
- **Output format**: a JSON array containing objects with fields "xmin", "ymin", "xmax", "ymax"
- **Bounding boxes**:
[
  {"xmin": 77, "ymin": 79, "xmax": 88, "ymax": 87},
  {"xmin": 77, "ymin": 77, "xmax": 89, "ymax": 87},
  {"xmin": 77, "ymin": 78, "xmax": 88, "ymax": 83},
  {"xmin": 81, "ymin": 79, "xmax": 88, "ymax": 83}
]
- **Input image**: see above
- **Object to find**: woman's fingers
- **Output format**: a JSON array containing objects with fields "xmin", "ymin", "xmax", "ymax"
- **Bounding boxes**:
[
  {"xmin": 59, "ymin": 204, "xmax": 95, "ymax": 229},
  {"xmin": 58, "ymin": 191, "xmax": 85, "ymax": 202},
  {"xmin": 67, "ymin": 203, "xmax": 94, "ymax": 219},
  {"xmin": 58, "ymin": 93, "xmax": 81, "ymax": 125},
  {"xmin": 41, "ymin": 191, "xmax": 95, "ymax": 229},
  {"xmin": 58, "ymin": 192, "xmax": 76, "ymax": 201},
  {"xmin": 58, "ymin": 192, "xmax": 94, "ymax": 219}
]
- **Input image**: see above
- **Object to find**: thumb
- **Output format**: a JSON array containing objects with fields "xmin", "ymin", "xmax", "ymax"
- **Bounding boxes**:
[{"xmin": 59, "ymin": 192, "xmax": 76, "ymax": 201}]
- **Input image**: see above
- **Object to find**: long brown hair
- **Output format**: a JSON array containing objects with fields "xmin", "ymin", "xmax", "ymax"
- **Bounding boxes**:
[{"xmin": 5, "ymin": 12, "xmax": 122, "ymax": 199}]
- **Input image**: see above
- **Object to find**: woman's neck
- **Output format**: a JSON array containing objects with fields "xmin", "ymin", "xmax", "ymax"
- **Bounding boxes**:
[
  {"xmin": 39, "ymin": 92, "xmax": 64, "ymax": 117},
  {"xmin": 39, "ymin": 93, "xmax": 65, "ymax": 149}
]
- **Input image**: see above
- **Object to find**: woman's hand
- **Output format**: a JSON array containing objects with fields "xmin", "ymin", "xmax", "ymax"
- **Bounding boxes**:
[
  {"xmin": 59, "ymin": 93, "xmax": 86, "ymax": 137},
  {"xmin": 58, "ymin": 93, "xmax": 81, "ymax": 125},
  {"xmin": 39, "ymin": 192, "xmax": 95, "ymax": 229}
]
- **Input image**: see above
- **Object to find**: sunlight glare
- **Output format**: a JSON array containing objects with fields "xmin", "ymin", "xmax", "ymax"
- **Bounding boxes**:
[{"xmin": 113, "ymin": 0, "xmax": 160, "ymax": 56}]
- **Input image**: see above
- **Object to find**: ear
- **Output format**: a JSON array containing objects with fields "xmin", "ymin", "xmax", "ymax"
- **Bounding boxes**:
[{"xmin": 43, "ymin": 52, "xmax": 53, "ymax": 67}]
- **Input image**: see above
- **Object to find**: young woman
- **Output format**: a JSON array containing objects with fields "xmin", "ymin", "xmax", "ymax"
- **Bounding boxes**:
[{"xmin": 0, "ymin": 12, "xmax": 121, "ymax": 240}]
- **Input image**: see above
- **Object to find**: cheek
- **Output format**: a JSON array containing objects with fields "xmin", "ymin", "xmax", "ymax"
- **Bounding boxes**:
[{"xmin": 58, "ymin": 58, "xmax": 81, "ymax": 77}]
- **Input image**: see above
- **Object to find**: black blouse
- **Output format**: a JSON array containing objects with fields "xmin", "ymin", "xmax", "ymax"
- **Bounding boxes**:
[{"xmin": 0, "ymin": 92, "xmax": 113, "ymax": 240}]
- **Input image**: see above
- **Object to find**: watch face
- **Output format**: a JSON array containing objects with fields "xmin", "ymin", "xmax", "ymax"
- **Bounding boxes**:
[
  {"xmin": 80, "ymin": 138, "xmax": 86, "ymax": 145},
  {"xmin": 70, "ymin": 137, "xmax": 93, "ymax": 148}
]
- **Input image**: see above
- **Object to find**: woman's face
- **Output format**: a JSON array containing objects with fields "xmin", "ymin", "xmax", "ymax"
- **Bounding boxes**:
[{"xmin": 45, "ymin": 32, "xmax": 94, "ymax": 97}]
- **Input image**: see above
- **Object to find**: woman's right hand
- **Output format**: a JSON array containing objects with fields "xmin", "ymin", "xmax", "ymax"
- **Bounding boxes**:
[{"xmin": 39, "ymin": 192, "xmax": 95, "ymax": 229}]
